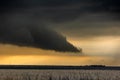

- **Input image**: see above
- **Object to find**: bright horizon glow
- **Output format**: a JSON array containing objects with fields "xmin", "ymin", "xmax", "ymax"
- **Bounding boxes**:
[
  {"xmin": 68, "ymin": 36, "xmax": 120, "ymax": 56},
  {"xmin": 0, "ymin": 54, "xmax": 116, "ymax": 66},
  {"xmin": 0, "ymin": 36, "xmax": 120, "ymax": 66}
]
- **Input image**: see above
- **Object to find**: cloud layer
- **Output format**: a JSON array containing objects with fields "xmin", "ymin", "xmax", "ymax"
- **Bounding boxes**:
[
  {"xmin": 0, "ymin": 15, "xmax": 80, "ymax": 52},
  {"xmin": 0, "ymin": 0, "xmax": 120, "ymax": 52}
]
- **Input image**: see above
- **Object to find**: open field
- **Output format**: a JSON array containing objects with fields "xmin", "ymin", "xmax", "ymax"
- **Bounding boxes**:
[{"xmin": 0, "ymin": 69, "xmax": 120, "ymax": 80}]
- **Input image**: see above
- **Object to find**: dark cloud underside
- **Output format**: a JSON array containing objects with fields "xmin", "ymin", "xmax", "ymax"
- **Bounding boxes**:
[
  {"xmin": 0, "ymin": 17, "xmax": 80, "ymax": 52},
  {"xmin": 0, "ymin": 0, "xmax": 120, "ymax": 52}
]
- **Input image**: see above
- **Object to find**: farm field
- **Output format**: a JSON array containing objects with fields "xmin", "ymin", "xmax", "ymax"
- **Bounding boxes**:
[{"xmin": 0, "ymin": 69, "xmax": 120, "ymax": 80}]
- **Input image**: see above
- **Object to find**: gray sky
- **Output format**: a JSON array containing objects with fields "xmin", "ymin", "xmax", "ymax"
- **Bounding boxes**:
[
  {"xmin": 0, "ymin": 0, "xmax": 120, "ymax": 52},
  {"xmin": 52, "ymin": 12, "xmax": 120, "ymax": 38},
  {"xmin": 0, "ymin": 0, "xmax": 120, "ymax": 65}
]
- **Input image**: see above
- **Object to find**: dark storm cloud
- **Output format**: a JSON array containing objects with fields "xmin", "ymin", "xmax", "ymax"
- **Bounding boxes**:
[
  {"xmin": 0, "ymin": 0, "xmax": 86, "ymax": 52},
  {"xmin": 53, "ymin": 12, "xmax": 120, "ymax": 38},
  {"xmin": 0, "ymin": 0, "xmax": 120, "ymax": 52},
  {"xmin": 0, "ymin": 12, "xmax": 80, "ymax": 52},
  {"xmin": 1, "ymin": 0, "xmax": 120, "ymax": 11},
  {"xmin": 0, "ymin": 0, "xmax": 120, "ymax": 22}
]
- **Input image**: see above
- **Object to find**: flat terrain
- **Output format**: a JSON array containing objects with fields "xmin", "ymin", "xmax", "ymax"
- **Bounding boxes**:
[
  {"xmin": 0, "ymin": 65, "xmax": 120, "ymax": 70},
  {"xmin": 0, "ymin": 69, "xmax": 120, "ymax": 80},
  {"xmin": 0, "ymin": 65, "xmax": 120, "ymax": 80}
]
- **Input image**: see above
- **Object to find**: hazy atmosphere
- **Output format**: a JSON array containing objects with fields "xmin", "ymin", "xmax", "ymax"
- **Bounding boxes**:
[{"xmin": 0, "ymin": 0, "xmax": 120, "ymax": 66}]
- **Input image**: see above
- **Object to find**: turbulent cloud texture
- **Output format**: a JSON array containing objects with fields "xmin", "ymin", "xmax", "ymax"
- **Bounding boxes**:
[
  {"xmin": 0, "ymin": 0, "xmax": 120, "ymax": 52},
  {"xmin": 0, "ymin": 16, "xmax": 80, "ymax": 52}
]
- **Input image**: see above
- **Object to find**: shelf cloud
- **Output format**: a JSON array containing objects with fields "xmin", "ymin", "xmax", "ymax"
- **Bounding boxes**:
[
  {"xmin": 0, "ymin": 0, "xmax": 120, "ymax": 52},
  {"xmin": 0, "ymin": 16, "xmax": 80, "ymax": 52}
]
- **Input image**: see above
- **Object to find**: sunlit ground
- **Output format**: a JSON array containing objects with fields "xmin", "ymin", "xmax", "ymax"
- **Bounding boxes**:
[{"xmin": 0, "ymin": 36, "xmax": 120, "ymax": 66}]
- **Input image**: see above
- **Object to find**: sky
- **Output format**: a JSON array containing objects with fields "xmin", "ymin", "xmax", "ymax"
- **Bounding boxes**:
[{"xmin": 0, "ymin": 0, "xmax": 120, "ymax": 66}]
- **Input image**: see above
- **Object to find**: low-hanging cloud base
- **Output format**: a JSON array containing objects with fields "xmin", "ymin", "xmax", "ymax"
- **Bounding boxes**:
[{"xmin": 0, "ymin": 25, "xmax": 80, "ymax": 52}]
